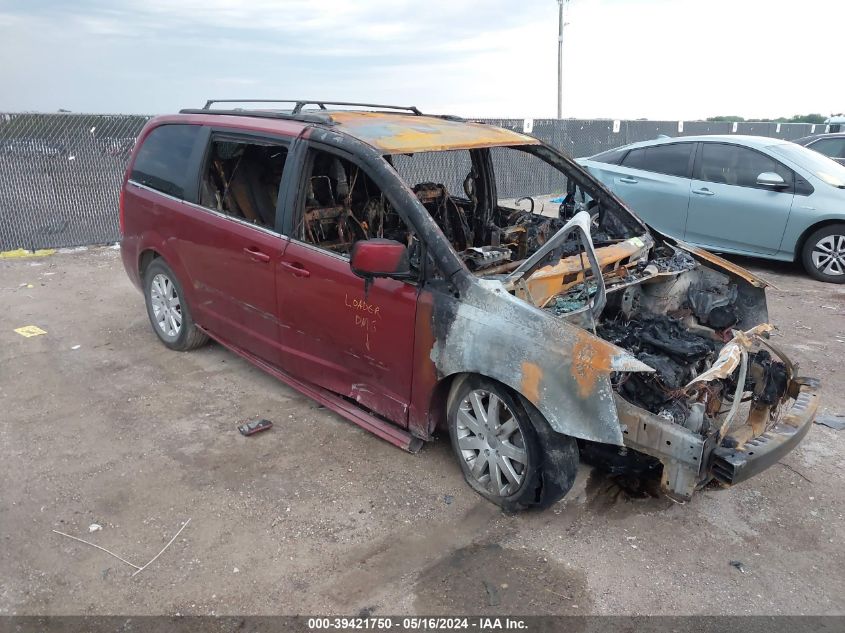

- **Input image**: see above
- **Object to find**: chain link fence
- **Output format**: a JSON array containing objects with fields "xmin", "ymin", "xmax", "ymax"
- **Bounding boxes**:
[
  {"xmin": 0, "ymin": 112, "xmax": 828, "ymax": 251},
  {"xmin": 0, "ymin": 113, "xmax": 148, "ymax": 250}
]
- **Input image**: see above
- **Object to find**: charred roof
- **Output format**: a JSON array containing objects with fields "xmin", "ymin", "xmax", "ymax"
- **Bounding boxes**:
[{"xmin": 178, "ymin": 99, "xmax": 539, "ymax": 154}]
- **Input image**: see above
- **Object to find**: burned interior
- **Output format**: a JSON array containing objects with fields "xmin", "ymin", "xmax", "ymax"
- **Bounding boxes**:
[
  {"xmin": 299, "ymin": 144, "xmax": 642, "ymax": 272},
  {"xmin": 199, "ymin": 139, "xmax": 288, "ymax": 226}
]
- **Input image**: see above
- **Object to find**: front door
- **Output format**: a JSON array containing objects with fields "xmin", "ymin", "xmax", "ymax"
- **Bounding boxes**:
[
  {"xmin": 685, "ymin": 142, "xmax": 795, "ymax": 255},
  {"xmin": 276, "ymin": 146, "xmax": 419, "ymax": 426}
]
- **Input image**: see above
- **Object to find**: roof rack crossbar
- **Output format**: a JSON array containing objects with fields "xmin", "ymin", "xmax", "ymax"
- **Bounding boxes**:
[
  {"xmin": 202, "ymin": 99, "xmax": 422, "ymax": 115},
  {"xmin": 178, "ymin": 108, "xmax": 333, "ymax": 125}
]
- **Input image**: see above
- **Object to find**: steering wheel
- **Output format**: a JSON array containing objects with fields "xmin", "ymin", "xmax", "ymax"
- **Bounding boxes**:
[{"xmin": 515, "ymin": 196, "xmax": 536, "ymax": 214}]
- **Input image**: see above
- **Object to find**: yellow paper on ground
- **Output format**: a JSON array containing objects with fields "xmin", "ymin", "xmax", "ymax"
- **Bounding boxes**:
[{"xmin": 14, "ymin": 325, "xmax": 47, "ymax": 337}]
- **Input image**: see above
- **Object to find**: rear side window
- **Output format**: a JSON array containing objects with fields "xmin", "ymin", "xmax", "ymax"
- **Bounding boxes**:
[
  {"xmin": 621, "ymin": 143, "xmax": 693, "ymax": 178},
  {"xmin": 198, "ymin": 138, "xmax": 289, "ymax": 228},
  {"xmin": 590, "ymin": 147, "xmax": 628, "ymax": 165},
  {"xmin": 696, "ymin": 143, "xmax": 792, "ymax": 190},
  {"xmin": 130, "ymin": 124, "xmax": 201, "ymax": 199}
]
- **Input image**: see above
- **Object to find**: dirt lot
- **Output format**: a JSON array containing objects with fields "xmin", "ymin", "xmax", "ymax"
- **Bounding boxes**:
[{"xmin": 1, "ymin": 247, "xmax": 844, "ymax": 616}]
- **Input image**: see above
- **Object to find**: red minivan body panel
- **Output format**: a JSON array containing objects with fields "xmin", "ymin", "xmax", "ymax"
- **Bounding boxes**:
[
  {"xmin": 174, "ymin": 205, "xmax": 289, "ymax": 365},
  {"xmin": 277, "ymin": 240, "xmax": 418, "ymax": 426}
]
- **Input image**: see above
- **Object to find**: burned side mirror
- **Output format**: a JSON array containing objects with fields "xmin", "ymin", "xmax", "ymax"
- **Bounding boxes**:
[{"xmin": 350, "ymin": 239, "xmax": 412, "ymax": 280}]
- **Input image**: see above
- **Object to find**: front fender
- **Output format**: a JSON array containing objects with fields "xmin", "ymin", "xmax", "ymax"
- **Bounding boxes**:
[{"xmin": 429, "ymin": 279, "xmax": 651, "ymax": 446}]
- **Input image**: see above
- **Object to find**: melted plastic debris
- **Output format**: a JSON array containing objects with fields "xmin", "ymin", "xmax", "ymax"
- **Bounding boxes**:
[{"xmin": 652, "ymin": 250, "xmax": 696, "ymax": 273}]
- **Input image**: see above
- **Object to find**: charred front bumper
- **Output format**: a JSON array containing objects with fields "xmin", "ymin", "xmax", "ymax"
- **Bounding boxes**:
[
  {"xmin": 710, "ymin": 377, "xmax": 820, "ymax": 486},
  {"xmin": 616, "ymin": 376, "xmax": 820, "ymax": 501}
]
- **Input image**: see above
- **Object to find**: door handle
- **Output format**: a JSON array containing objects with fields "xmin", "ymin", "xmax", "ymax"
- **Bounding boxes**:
[
  {"xmin": 280, "ymin": 261, "xmax": 311, "ymax": 278},
  {"xmin": 619, "ymin": 176, "xmax": 639, "ymax": 184},
  {"xmin": 692, "ymin": 188, "xmax": 715, "ymax": 196},
  {"xmin": 243, "ymin": 247, "xmax": 271, "ymax": 263}
]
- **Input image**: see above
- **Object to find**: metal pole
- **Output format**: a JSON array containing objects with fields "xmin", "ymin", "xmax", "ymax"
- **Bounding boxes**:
[{"xmin": 557, "ymin": 0, "xmax": 564, "ymax": 119}]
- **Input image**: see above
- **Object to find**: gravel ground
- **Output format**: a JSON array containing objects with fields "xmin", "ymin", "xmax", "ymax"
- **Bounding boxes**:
[{"xmin": 1, "ymin": 246, "xmax": 843, "ymax": 616}]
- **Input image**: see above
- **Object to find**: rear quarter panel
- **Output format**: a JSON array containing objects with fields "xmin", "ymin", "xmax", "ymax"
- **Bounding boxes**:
[{"xmin": 120, "ymin": 181, "xmax": 199, "ymax": 307}]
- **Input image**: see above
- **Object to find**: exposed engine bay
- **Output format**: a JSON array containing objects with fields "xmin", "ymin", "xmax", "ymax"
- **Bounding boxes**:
[{"xmin": 529, "ymin": 232, "xmax": 798, "ymax": 498}]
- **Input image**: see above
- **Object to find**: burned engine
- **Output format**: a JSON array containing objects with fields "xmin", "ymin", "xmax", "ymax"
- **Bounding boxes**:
[
  {"xmin": 597, "ymin": 316, "xmax": 716, "ymax": 417},
  {"xmin": 549, "ymin": 245, "xmax": 793, "ymax": 442}
]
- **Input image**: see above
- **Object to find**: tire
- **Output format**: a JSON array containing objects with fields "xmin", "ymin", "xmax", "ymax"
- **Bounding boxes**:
[
  {"xmin": 447, "ymin": 375, "xmax": 579, "ymax": 512},
  {"xmin": 801, "ymin": 223, "xmax": 845, "ymax": 283},
  {"xmin": 143, "ymin": 258, "xmax": 209, "ymax": 351}
]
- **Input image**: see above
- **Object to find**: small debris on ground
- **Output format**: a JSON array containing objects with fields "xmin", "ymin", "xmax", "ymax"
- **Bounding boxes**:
[
  {"xmin": 237, "ymin": 418, "xmax": 273, "ymax": 436},
  {"xmin": 88, "ymin": 523, "xmax": 102, "ymax": 533},
  {"xmin": 814, "ymin": 414, "xmax": 845, "ymax": 431},
  {"xmin": 71, "ymin": 344, "xmax": 81, "ymax": 350},
  {"xmin": 444, "ymin": 495, "xmax": 454, "ymax": 505},
  {"xmin": 777, "ymin": 461, "xmax": 813, "ymax": 483},
  {"xmin": 729, "ymin": 560, "xmax": 746, "ymax": 573}
]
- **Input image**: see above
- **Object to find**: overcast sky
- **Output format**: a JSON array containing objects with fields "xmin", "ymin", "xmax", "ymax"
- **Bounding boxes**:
[{"xmin": 0, "ymin": 0, "xmax": 839, "ymax": 119}]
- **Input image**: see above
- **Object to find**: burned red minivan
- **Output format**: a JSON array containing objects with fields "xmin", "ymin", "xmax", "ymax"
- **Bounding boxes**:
[{"xmin": 120, "ymin": 100, "xmax": 820, "ymax": 510}]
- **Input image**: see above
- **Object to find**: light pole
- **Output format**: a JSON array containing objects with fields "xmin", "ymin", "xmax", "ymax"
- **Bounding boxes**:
[{"xmin": 557, "ymin": 0, "xmax": 569, "ymax": 119}]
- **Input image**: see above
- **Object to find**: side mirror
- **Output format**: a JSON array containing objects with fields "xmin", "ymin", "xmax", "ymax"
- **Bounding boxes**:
[
  {"xmin": 756, "ymin": 171, "xmax": 787, "ymax": 188},
  {"xmin": 350, "ymin": 239, "xmax": 411, "ymax": 279}
]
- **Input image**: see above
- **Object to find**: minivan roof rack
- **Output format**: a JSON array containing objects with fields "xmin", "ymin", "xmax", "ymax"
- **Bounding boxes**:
[
  {"xmin": 200, "ymin": 99, "xmax": 423, "ymax": 115},
  {"xmin": 178, "ymin": 107, "xmax": 333, "ymax": 125}
]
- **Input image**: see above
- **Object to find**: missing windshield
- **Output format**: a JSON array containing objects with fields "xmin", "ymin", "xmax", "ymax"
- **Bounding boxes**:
[{"xmin": 388, "ymin": 144, "xmax": 643, "ymax": 276}]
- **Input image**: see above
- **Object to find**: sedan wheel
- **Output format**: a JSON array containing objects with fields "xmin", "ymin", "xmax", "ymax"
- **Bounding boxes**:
[
  {"xmin": 802, "ymin": 224, "xmax": 845, "ymax": 283},
  {"xmin": 810, "ymin": 233, "xmax": 845, "ymax": 278}
]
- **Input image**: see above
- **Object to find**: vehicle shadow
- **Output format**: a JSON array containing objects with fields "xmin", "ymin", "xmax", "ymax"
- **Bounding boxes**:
[{"xmin": 714, "ymin": 252, "xmax": 808, "ymax": 282}]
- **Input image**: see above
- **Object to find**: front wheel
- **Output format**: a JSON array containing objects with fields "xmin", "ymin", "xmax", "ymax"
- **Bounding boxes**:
[
  {"xmin": 801, "ymin": 224, "xmax": 845, "ymax": 283},
  {"xmin": 447, "ymin": 376, "xmax": 579, "ymax": 511}
]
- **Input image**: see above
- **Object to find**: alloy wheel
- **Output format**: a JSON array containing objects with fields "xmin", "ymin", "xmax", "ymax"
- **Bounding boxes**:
[
  {"xmin": 456, "ymin": 389, "xmax": 528, "ymax": 497},
  {"xmin": 811, "ymin": 234, "xmax": 845, "ymax": 277},
  {"xmin": 149, "ymin": 273, "xmax": 182, "ymax": 338}
]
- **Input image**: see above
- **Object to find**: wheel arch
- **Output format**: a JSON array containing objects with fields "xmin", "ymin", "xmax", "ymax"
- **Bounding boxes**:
[
  {"xmin": 434, "ymin": 371, "xmax": 548, "ymax": 435},
  {"xmin": 133, "ymin": 234, "xmax": 198, "ymax": 307},
  {"xmin": 138, "ymin": 248, "xmax": 160, "ymax": 280},
  {"xmin": 794, "ymin": 219, "xmax": 845, "ymax": 261}
]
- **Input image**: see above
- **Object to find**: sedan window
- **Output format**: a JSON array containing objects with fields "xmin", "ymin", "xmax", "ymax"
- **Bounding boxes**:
[
  {"xmin": 621, "ymin": 143, "xmax": 693, "ymax": 178},
  {"xmin": 809, "ymin": 137, "xmax": 845, "ymax": 160},
  {"xmin": 589, "ymin": 147, "xmax": 628, "ymax": 165},
  {"xmin": 769, "ymin": 142, "xmax": 845, "ymax": 188},
  {"xmin": 696, "ymin": 143, "xmax": 792, "ymax": 190}
]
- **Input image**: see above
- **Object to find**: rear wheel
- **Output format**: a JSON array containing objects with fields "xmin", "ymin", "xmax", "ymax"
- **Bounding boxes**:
[
  {"xmin": 447, "ymin": 376, "xmax": 578, "ymax": 511},
  {"xmin": 801, "ymin": 224, "xmax": 845, "ymax": 283},
  {"xmin": 143, "ymin": 259, "xmax": 209, "ymax": 351}
]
